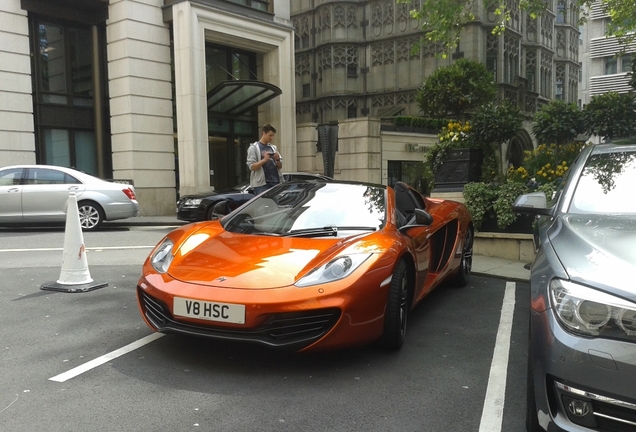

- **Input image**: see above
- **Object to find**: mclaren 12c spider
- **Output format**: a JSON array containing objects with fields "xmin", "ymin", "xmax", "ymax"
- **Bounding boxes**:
[{"xmin": 137, "ymin": 180, "xmax": 473, "ymax": 352}]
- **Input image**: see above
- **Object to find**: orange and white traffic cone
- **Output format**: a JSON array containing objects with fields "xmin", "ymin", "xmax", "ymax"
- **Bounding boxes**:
[{"xmin": 41, "ymin": 192, "xmax": 108, "ymax": 293}]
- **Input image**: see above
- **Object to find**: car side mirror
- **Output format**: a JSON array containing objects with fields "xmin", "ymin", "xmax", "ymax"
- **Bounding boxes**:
[{"xmin": 512, "ymin": 192, "xmax": 552, "ymax": 216}]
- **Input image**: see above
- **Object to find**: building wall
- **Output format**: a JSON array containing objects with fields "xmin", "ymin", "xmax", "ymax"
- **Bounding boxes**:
[
  {"xmin": 0, "ymin": 3, "xmax": 35, "ymax": 165},
  {"xmin": 107, "ymin": 0, "xmax": 176, "ymax": 216}
]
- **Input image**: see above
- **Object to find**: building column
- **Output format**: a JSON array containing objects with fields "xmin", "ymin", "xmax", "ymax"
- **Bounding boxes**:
[
  {"xmin": 107, "ymin": 0, "xmax": 176, "ymax": 215},
  {"xmin": 171, "ymin": 1, "xmax": 210, "ymax": 197},
  {"xmin": 0, "ymin": 1, "xmax": 35, "ymax": 165}
]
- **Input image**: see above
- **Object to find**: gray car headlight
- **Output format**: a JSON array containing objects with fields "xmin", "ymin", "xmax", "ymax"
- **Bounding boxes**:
[
  {"xmin": 295, "ymin": 254, "xmax": 372, "ymax": 287},
  {"xmin": 550, "ymin": 279, "xmax": 636, "ymax": 341},
  {"xmin": 150, "ymin": 239, "xmax": 174, "ymax": 273}
]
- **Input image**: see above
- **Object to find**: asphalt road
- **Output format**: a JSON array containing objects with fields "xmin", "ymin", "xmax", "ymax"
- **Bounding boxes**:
[{"xmin": 0, "ymin": 225, "xmax": 530, "ymax": 432}]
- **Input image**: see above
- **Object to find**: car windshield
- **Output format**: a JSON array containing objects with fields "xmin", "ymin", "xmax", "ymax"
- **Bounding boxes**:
[
  {"xmin": 569, "ymin": 147, "xmax": 636, "ymax": 214},
  {"xmin": 222, "ymin": 182, "xmax": 386, "ymax": 236}
]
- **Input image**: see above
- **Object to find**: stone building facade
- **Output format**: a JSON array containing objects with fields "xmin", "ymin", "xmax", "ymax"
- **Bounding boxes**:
[{"xmin": 291, "ymin": 0, "xmax": 581, "ymax": 178}]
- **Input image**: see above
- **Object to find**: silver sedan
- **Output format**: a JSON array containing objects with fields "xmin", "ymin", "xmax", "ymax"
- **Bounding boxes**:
[{"xmin": 0, "ymin": 164, "xmax": 139, "ymax": 230}]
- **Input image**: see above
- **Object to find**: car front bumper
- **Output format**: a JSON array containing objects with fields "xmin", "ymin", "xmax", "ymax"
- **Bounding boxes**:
[
  {"xmin": 136, "ymin": 271, "xmax": 389, "ymax": 352},
  {"xmin": 176, "ymin": 205, "xmax": 205, "ymax": 222},
  {"xmin": 530, "ymin": 308, "xmax": 636, "ymax": 431}
]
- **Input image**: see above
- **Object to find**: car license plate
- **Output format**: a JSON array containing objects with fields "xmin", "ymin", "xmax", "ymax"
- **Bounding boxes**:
[{"xmin": 173, "ymin": 297, "xmax": 245, "ymax": 324}]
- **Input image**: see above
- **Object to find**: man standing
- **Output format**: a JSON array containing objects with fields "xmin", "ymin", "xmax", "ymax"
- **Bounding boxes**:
[{"xmin": 246, "ymin": 124, "xmax": 283, "ymax": 195}]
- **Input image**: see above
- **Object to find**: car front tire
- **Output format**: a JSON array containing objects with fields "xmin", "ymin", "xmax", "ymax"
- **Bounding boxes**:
[
  {"xmin": 78, "ymin": 201, "xmax": 104, "ymax": 230},
  {"xmin": 379, "ymin": 259, "xmax": 409, "ymax": 350}
]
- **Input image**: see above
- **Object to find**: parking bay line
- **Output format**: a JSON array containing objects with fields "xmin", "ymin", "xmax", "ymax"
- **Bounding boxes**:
[
  {"xmin": 478, "ymin": 281, "xmax": 516, "ymax": 432},
  {"xmin": 0, "ymin": 246, "xmax": 155, "ymax": 253},
  {"xmin": 49, "ymin": 333, "xmax": 165, "ymax": 383}
]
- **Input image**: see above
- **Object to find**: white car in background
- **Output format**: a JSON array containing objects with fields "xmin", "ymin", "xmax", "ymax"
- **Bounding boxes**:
[{"xmin": 0, "ymin": 164, "xmax": 139, "ymax": 230}]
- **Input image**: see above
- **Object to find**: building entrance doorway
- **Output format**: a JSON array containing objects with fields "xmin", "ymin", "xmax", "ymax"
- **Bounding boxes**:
[{"xmin": 208, "ymin": 119, "xmax": 257, "ymax": 191}]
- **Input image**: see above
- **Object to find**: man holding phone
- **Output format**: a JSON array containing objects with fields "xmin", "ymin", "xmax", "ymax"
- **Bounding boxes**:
[{"xmin": 246, "ymin": 124, "xmax": 283, "ymax": 195}]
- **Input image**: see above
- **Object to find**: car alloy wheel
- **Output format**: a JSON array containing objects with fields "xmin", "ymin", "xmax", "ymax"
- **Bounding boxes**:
[{"xmin": 78, "ymin": 201, "xmax": 104, "ymax": 230}]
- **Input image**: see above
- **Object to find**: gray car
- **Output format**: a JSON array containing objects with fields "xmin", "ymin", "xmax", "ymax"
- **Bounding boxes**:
[
  {"xmin": 513, "ymin": 139, "xmax": 636, "ymax": 431},
  {"xmin": 0, "ymin": 164, "xmax": 139, "ymax": 230}
]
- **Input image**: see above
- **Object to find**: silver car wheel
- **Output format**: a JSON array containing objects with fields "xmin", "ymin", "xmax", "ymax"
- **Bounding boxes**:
[{"xmin": 78, "ymin": 202, "xmax": 103, "ymax": 230}]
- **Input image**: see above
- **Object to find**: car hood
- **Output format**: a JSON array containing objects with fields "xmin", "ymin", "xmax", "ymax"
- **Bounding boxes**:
[
  {"xmin": 167, "ymin": 225, "xmax": 376, "ymax": 289},
  {"xmin": 181, "ymin": 189, "xmax": 244, "ymax": 200},
  {"xmin": 550, "ymin": 215, "xmax": 636, "ymax": 299}
]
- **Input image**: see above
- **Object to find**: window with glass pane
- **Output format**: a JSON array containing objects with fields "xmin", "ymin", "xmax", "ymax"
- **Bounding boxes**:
[
  {"xmin": 605, "ymin": 57, "xmax": 617, "ymax": 75},
  {"xmin": 44, "ymin": 129, "xmax": 71, "ymax": 167},
  {"xmin": 526, "ymin": 68, "xmax": 535, "ymax": 91},
  {"xmin": 225, "ymin": 0, "xmax": 269, "ymax": 12},
  {"xmin": 555, "ymin": 79, "xmax": 563, "ymax": 100},
  {"xmin": 70, "ymin": 27, "xmax": 94, "ymax": 105},
  {"xmin": 39, "ymin": 23, "xmax": 67, "ymax": 103},
  {"xmin": 74, "ymin": 130, "xmax": 97, "ymax": 175},
  {"xmin": 621, "ymin": 55, "xmax": 633, "ymax": 73}
]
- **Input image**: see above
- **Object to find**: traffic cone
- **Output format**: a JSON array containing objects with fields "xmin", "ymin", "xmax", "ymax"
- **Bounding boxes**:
[{"xmin": 41, "ymin": 192, "xmax": 108, "ymax": 293}]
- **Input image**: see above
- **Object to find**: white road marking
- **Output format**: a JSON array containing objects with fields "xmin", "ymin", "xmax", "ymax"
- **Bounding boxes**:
[
  {"xmin": 478, "ymin": 281, "xmax": 516, "ymax": 432},
  {"xmin": 49, "ymin": 333, "xmax": 164, "ymax": 383},
  {"xmin": 0, "ymin": 246, "xmax": 154, "ymax": 253}
]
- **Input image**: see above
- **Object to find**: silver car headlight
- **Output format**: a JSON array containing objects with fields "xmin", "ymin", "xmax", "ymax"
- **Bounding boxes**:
[
  {"xmin": 295, "ymin": 254, "xmax": 372, "ymax": 287},
  {"xmin": 150, "ymin": 239, "xmax": 174, "ymax": 273},
  {"xmin": 550, "ymin": 279, "xmax": 636, "ymax": 341},
  {"xmin": 184, "ymin": 198, "xmax": 202, "ymax": 206}
]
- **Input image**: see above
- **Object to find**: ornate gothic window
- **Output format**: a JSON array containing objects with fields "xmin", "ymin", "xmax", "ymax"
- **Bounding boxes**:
[{"xmin": 486, "ymin": 33, "xmax": 499, "ymax": 80}]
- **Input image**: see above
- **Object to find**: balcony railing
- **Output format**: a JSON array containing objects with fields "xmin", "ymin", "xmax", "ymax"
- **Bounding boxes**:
[{"xmin": 589, "ymin": 73, "xmax": 633, "ymax": 95}]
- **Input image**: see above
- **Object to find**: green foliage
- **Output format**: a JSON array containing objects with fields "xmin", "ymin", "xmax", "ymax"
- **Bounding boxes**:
[
  {"xmin": 532, "ymin": 100, "xmax": 584, "ymax": 146},
  {"xmin": 470, "ymin": 100, "xmax": 524, "ymax": 148},
  {"xmin": 416, "ymin": 59, "xmax": 497, "ymax": 119},
  {"xmin": 464, "ymin": 141, "xmax": 587, "ymax": 232},
  {"xmin": 492, "ymin": 182, "xmax": 530, "ymax": 229},
  {"xmin": 393, "ymin": 116, "xmax": 448, "ymax": 131},
  {"xmin": 463, "ymin": 181, "xmax": 530, "ymax": 231},
  {"xmin": 514, "ymin": 142, "xmax": 586, "ymax": 183},
  {"xmin": 398, "ymin": 0, "xmax": 636, "ymax": 54},
  {"xmin": 583, "ymin": 92, "xmax": 636, "ymax": 139},
  {"xmin": 462, "ymin": 182, "xmax": 498, "ymax": 231}
]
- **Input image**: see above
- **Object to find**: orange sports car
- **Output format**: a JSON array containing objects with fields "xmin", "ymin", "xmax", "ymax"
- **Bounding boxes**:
[{"xmin": 137, "ymin": 181, "xmax": 473, "ymax": 352}]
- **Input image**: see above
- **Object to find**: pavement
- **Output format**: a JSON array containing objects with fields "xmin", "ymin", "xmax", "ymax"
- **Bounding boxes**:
[{"xmin": 105, "ymin": 216, "xmax": 531, "ymax": 282}]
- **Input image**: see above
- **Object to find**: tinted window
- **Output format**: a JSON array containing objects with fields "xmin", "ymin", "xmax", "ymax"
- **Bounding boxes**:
[
  {"xmin": 26, "ymin": 168, "xmax": 81, "ymax": 185},
  {"xmin": 569, "ymin": 149, "xmax": 636, "ymax": 214},
  {"xmin": 0, "ymin": 168, "xmax": 24, "ymax": 186}
]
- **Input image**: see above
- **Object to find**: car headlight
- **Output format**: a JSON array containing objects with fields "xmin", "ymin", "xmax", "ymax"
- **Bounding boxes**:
[
  {"xmin": 150, "ymin": 239, "xmax": 174, "ymax": 273},
  {"xmin": 295, "ymin": 254, "xmax": 372, "ymax": 287},
  {"xmin": 550, "ymin": 279, "xmax": 636, "ymax": 341},
  {"xmin": 183, "ymin": 198, "xmax": 202, "ymax": 206}
]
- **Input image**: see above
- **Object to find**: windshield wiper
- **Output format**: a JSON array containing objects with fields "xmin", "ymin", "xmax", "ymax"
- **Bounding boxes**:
[{"xmin": 282, "ymin": 226, "xmax": 376, "ymax": 238}]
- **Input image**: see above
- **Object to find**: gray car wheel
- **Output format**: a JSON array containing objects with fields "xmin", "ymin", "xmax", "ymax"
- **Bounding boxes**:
[
  {"xmin": 379, "ymin": 259, "xmax": 409, "ymax": 350},
  {"xmin": 78, "ymin": 201, "xmax": 104, "ymax": 230}
]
